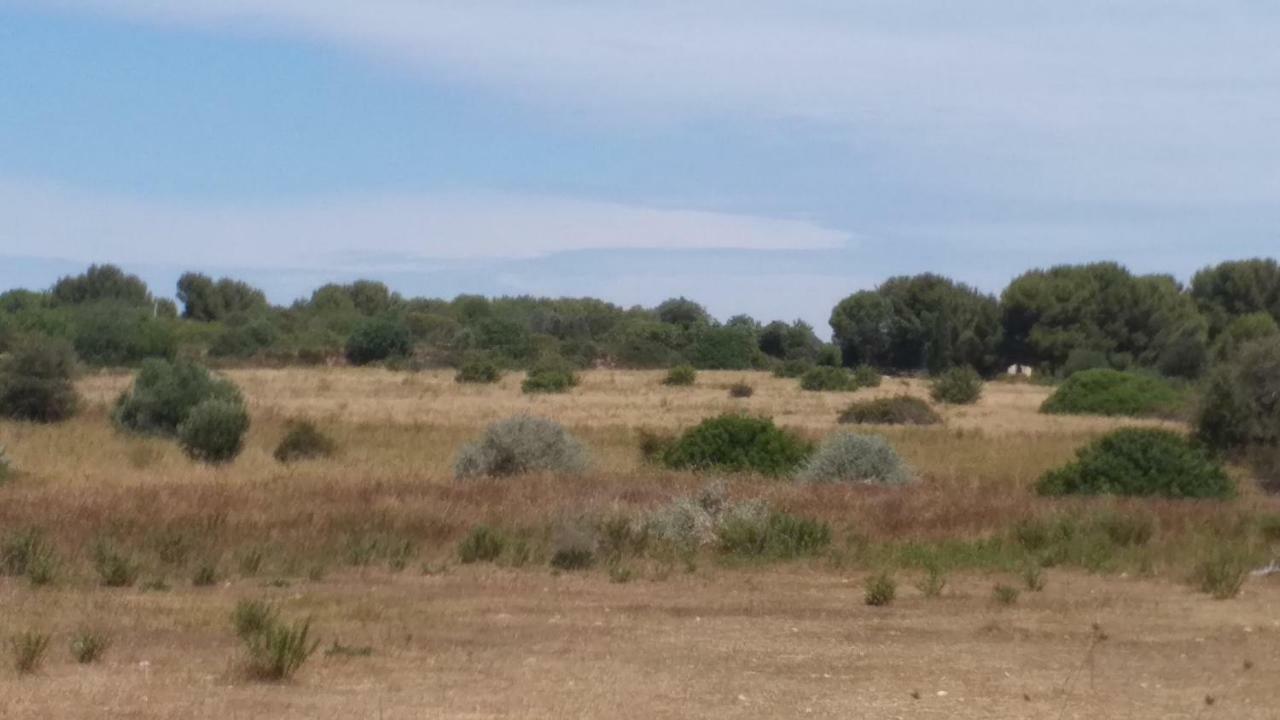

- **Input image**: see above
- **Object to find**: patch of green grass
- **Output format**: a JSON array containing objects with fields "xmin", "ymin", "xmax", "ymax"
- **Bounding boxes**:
[{"xmin": 458, "ymin": 526, "xmax": 507, "ymax": 564}]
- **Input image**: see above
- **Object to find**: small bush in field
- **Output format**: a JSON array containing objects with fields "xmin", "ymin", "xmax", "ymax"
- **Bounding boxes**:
[
  {"xmin": 662, "ymin": 365, "xmax": 697, "ymax": 387},
  {"xmin": 178, "ymin": 399, "xmax": 250, "ymax": 464},
  {"xmin": 113, "ymin": 359, "xmax": 241, "ymax": 437},
  {"xmin": 716, "ymin": 506, "xmax": 831, "ymax": 560},
  {"xmin": 521, "ymin": 362, "xmax": 579, "ymax": 394},
  {"xmin": 0, "ymin": 336, "xmax": 79, "ymax": 423},
  {"xmin": 728, "ymin": 381, "xmax": 754, "ymax": 398},
  {"xmin": 91, "ymin": 541, "xmax": 139, "ymax": 588},
  {"xmin": 549, "ymin": 525, "xmax": 596, "ymax": 571},
  {"xmin": 929, "ymin": 366, "xmax": 983, "ymax": 405},
  {"xmin": 660, "ymin": 414, "xmax": 811, "ymax": 476},
  {"xmin": 455, "ymin": 355, "xmax": 502, "ymax": 384},
  {"xmin": 241, "ymin": 615, "xmax": 320, "ymax": 681},
  {"xmin": 838, "ymin": 396, "xmax": 941, "ymax": 426},
  {"xmin": 850, "ymin": 365, "xmax": 882, "ymax": 389},
  {"xmin": 273, "ymin": 420, "xmax": 336, "ymax": 463},
  {"xmin": 799, "ymin": 366, "xmax": 854, "ymax": 392},
  {"xmin": 916, "ymin": 564, "xmax": 947, "ymax": 598},
  {"xmin": 1041, "ymin": 369, "xmax": 1184, "ymax": 418},
  {"xmin": 1037, "ymin": 428, "xmax": 1232, "ymax": 499},
  {"xmin": 10, "ymin": 631, "xmax": 50, "ymax": 674},
  {"xmin": 993, "ymin": 584, "xmax": 1020, "ymax": 605},
  {"xmin": 1191, "ymin": 546, "xmax": 1252, "ymax": 599},
  {"xmin": 797, "ymin": 432, "xmax": 910, "ymax": 485},
  {"xmin": 458, "ymin": 526, "xmax": 507, "ymax": 563},
  {"xmin": 70, "ymin": 630, "xmax": 110, "ymax": 664},
  {"xmin": 1022, "ymin": 564, "xmax": 1046, "ymax": 592},
  {"xmin": 454, "ymin": 415, "xmax": 588, "ymax": 480},
  {"xmin": 864, "ymin": 572, "xmax": 897, "ymax": 607}
]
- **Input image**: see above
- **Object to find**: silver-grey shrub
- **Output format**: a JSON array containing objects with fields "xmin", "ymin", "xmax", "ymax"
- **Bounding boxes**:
[
  {"xmin": 454, "ymin": 415, "xmax": 588, "ymax": 480},
  {"xmin": 796, "ymin": 432, "xmax": 910, "ymax": 485}
]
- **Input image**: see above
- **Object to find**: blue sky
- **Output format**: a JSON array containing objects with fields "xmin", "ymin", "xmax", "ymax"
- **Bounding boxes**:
[{"xmin": 2, "ymin": 1, "xmax": 1278, "ymax": 331}]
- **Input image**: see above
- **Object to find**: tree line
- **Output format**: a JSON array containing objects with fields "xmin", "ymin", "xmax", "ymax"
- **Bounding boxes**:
[{"xmin": 0, "ymin": 259, "xmax": 1277, "ymax": 378}]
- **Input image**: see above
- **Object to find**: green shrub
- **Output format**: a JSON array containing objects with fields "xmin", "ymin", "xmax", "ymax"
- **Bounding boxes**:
[
  {"xmin": 2, "ymin": 529, "xmax": 48, "ymax": 577},
  {"xmin": 455, "ymin": 355, "xmax": 502, "ymax": 384},
  {"xmin": 662, "ymin": 365, "xmax": 697, "ymax": 387},
  {"xmin": 660, "ymin": 414, "xmax": 812, "ymax": 476},
  {"xmin": 178, "ymin": 399, "xmax": 250, "ymax": 464},
  {"xmin": 728, "ymin": 381, "xmax": 754, "ymax": 398},
  {"xmin": 70, "ymin": 630, "xmax": 110, "ymax": 664},
  {"xmin": 241, "ymin": 615, "xmax": 320, "ymax": 681},
  {"xmin": 864, "ymin": 572, "xmax": 896, "ymax": 606},
  {"xmin": 1037, "ymin": 428, "xmax": 1232, "ymax": 499},
  {"xmin": 454, "ymin": 415, "xmax": 588, "ymax": 480},
  {"xmin": 458, "ymin": 526, "xmax": 507, "ymax": 564},
  {"xmin": 521, "ymin": 359, "xmax": 579, "ymax": 394},
  {"xmin": 1060, "ymin": 348, "xmax": 1114, "ymax": 378},
  {"xmin": 113, "ymin": 359, "xmax": 242, "ymax": 437},
  {"xmin": 796, "ymin": 432, "xmax": 910, "ymax": 485},
  {"xmin": 91, "ymin": 541, "xmax": 140, "ymax": 588},
  {"xmin": 850, "ymin": 365, "xmax": 882, "ymax": 389},
  {"xmin": 717, "ymin": 507, "xmax": 831, "ymax": 560},
  {"xmin": 10, "ymin": 631, "xmax": 50, "ymax": 674},
  {"xmin": 191, "ymin": 560, "xmax": 220, "ymax": 587},
  {"xmin": 1196, "ymin": 337, "xmax": 1280, "ymax": 453},
  {"xmin": 1191, "ymin": 545, "xmax": 1252, "ymax": 599},
  {"xmin": 232, "ymin": 599, "xmax": 278, "ymax": 640},
  {"xmin": 838, "ymin": 396, "xmax": 941, "ymax": 425},
  {"xmin": 799, "ymin": 366, "xmax": 854, "ymax": 391},
  {"xmin": 344, "ymin": 316, "xmax": 412, "ymax": 366},
  {"xmin": 1041, "ymin": 369, "xmax": 1184, "ymax": 418},
  {"xmin": 929, "ymin": 366, "xmax": 983, "ymax": 404},
  {"xmin": 915, "ymin": 564, "xmax": 947, "ymax": 598},
  {"xmin": 0, "ymin": 336, "xmax": 79, "ymax": 423},
  {"xmin": 1211, "ymin": 312, "xmax": 1279, "ymax": 364},
  {"xmin": 273, "ymin": 420, "xmax": 336, "ymax": 463},
  {"xmin": 992, "ymin": 583, "xmax": 1020, "ymax": 605},
  {"xmin": 772, "ymin": 359, "xmax": 813, "ymax": 378}
]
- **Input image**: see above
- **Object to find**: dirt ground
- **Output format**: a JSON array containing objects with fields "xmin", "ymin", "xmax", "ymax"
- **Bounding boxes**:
[{"xmin": 3, "ymin": 566, "xmax": 1278, "ymax": 719}]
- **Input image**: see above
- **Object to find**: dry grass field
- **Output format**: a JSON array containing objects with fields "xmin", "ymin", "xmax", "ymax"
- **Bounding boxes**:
[{"xmin": 1, "ymin": 369, "xmax": 1278, "ymax": 718}]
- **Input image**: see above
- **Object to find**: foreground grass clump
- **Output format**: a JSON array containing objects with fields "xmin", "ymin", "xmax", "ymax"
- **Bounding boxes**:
[
  {"xmin": 1037, "ymin": 428, "xmax": 1232, "ymax": 499},
  {"xmin": 838, "ymin": 396, "xmax": 941, "ymax": 426},
  {"xmin": 796, "ymin": 432, "xmax": 910, "ymax": 485},
  {"xmin": 662, "ymin": 364, "xmax": 697, "ymax": 386},
  {"xmin": 728, "ymin": 381, "xmax": 754, "ymax": 398},
  {"xmin": 929, "ymin": 366, "xmax": 983, "ymax": 404},
  {"xmin": 521, "ymin": 362, "xmax": 579, "ymax": 394},
  {"xmin": 1190, "ymin": 545, "xmax": 1252, "ymax": 599},
  {"xmin": 1040, "ymin": 369, "xmax": 1184, "ymax": 418},
  {"xmin": 659, "ymin": 414, "xmax": 811, "ymax": 476},
  {"xmin": 454, "ymin": 354, "xmax": 502, "ymax": 384},
  {"xmin": 114, "ymin": 358, "xmax": 243, "ymax": 436},
  {"xmin": 0, "ymin": 335, "xmax": 79, "ymax": 423},
  {"xmin": 864, "ymin": 572, "xmax": 896, "ymax": 606},
  {"xmin": 70, "ymin": 630, "xmax": 110, "ymax": 664},
  {"xmin": 10, "ymin": 631, "xmax": 50, "ymax": 675},
  {"xmin": 454, "ymin": 415, "xmax": 588, "ymax": 480},
  {"xmin": 178, "ymin": 399, "xmax": 250, "ymax": 464},
  {"xmin": 235, "ymin": 606, "xmax": 320, "ymax": 681},
  {"xmin": 273, "ymin": 419, "xmax": 337, "ymax": 463}
]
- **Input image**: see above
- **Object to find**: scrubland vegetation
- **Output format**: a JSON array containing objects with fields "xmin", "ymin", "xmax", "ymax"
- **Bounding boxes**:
[{"xmin": 2, "ymin": 258, "xmax": 1280, "ymax": 717}]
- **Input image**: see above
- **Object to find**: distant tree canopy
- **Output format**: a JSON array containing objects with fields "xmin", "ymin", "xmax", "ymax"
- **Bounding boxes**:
[
  {"xmin": 829, "ymin": 274, "xmax": 1001, "ymax": 374},
  {"xmin": 1, "ymin": 259, "xmax": 1277, "ymax": 380},
  {"xmin": 1000, "ymin": 262, "xmax": 1208, "ymax": 378}
]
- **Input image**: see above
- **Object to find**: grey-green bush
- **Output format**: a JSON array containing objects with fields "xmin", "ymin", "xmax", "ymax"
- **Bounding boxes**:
[
  {"xmin": 796, "ymin": 432, "xmax": 911, "ymax": 485},
  {"xmin": 0, "ymin": 335, "xmax": 79, "ymax": 423},
  {"xmin": 454, "ymin": 415, "xmax": 588, "ymax": 480},
  {"xmin": 178, "ymin": 399, "xmax": 250, "ymax": 464},
  {"xmin": 1196, "ymin": 336, "xmax": 1280, "ymax": 453},
  {"xmin": 799, "ymin": 366, "xmax": 854, "ymax": 391},
  {"xmin": 113, "ymin": 359, "xmax": 242, "ymax": 437}
]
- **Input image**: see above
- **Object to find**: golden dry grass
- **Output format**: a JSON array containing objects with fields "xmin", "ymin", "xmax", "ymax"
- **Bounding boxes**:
[{"xmin": 1, "ymin": 368, "xmax": 1278, "ymax": 718}]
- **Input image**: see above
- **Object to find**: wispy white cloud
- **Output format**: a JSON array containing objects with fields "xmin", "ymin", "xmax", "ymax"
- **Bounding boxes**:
[{"xmin": 0, "ymin": 178, "xmax": 848, "ymax": 270}]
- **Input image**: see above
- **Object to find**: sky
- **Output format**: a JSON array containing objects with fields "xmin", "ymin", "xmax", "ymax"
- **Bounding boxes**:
[{"xmin": 1, "ymin": 1, "xmax": 1277, "ymax": 331}]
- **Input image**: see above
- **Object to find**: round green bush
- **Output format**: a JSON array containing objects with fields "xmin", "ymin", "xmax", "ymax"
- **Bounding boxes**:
[
  {"xmin": 273, "ymin": 420, "xmax": 336, "ymax": 463},
  {"xmin": 1196, "ymin": 336, "xmax": 1280, "ymax": 452},
  {"xmin": 660, "ymin": 414, "xmax": 812, "ymax": 476},
  {"xmin": 0, "ymin": 336, "xmax": 79, "ymax": 423},
  {"xmin": 344, "ymin": 316, "xmax": 412, "ymax": 366},
  {"xmin": 772, "ymin": 359, "xmax": 813, "ymax": 379},
  {"xmin": 850, "ymin": 365, "xmax": 882, "ymax": 389},
  {"xmin": 799, "ymin": 366, "xmax": 854, "ymax": 392},
  {"xmin": 929, "ymin": 366, "xmax": 983, "ymax": 405},
  {"xmin": 662, "ymin": 365, "xmax": 697, "ymax": 387},
  {"xmin": 454, "ymin": 355, "xmax": 502, "ymax": 384},
  {"xmin": 1040, "ymin": 369, "xmax": 1183, "ymax": 418},
  {"xmin": 838, "ymin": 396, "xmax": 941, "ymax": 425},
  {"xmin": 521, "ymin": 363, "xmax": 579, "ymax": 394},
  {"xmin": 796, "ymin": 432, "xmax": 910, "ymax": 485},
  {"xmin": 113, "ymin": 359, "xmax": 242, "ymax": 437},
  {"xmin": 178, "ymin": 399, "xmax": 250, "ymax": 464},
  {"xmin": 1036, "ymin": 428, "xmax": 1233, "ymax": 499},
  {"xmin": 454, "ymin": 415, "xmax": 588, "ymax": 480}
]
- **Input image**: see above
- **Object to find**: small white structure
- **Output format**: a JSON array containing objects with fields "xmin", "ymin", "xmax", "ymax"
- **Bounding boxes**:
[{"xmin": 1006, "ymin": 364, "xmax": 1034, "ymax": 378}]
